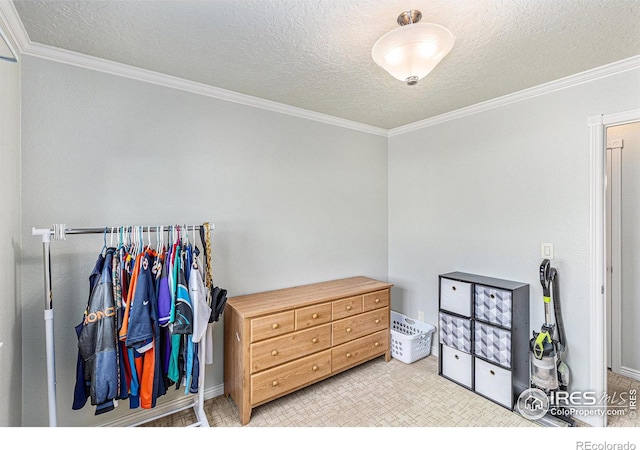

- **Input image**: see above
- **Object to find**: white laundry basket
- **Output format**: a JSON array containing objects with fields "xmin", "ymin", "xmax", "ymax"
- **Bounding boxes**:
[{"xmin": 390, "ymin": 311, "xmax": 436, "ymax": 364}]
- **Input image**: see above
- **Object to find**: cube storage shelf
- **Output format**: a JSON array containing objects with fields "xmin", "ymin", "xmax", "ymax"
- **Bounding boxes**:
[{"xmin": 438, "ymin": 271, "xmax": 530, "ymax": 410}]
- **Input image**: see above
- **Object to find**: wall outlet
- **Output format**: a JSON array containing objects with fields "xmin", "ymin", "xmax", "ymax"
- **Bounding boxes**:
[
  {"xmin": 418, "ymin": 311, "xmax": 424, "ymax": 322},
  {"xmin": 541, "ymin": 243, "xmax": 554, "ymax": 259}
]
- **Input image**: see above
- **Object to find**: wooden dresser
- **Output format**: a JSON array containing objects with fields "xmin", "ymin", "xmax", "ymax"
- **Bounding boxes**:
[{"xmin": 224, "ymin": 276, "xmax": 393, "ymax": 425}]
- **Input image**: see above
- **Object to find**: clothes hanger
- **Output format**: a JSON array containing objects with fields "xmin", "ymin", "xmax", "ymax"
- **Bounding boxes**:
[
  {"xmin": 132, "ymin": 226, "xmax": 138, "ymax": 257},
  {"xmin": 100, "ymin": 227, "xmax": 107, "ymax": 256},
  {"xmin": 125, "ymin": 226, "xmax": 131, "ymax": 251}
]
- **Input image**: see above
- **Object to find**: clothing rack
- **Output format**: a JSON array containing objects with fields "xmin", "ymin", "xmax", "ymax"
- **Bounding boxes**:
[{"xmin": 32, "ymin": 224, "xmax": 214, "ymax": 427}]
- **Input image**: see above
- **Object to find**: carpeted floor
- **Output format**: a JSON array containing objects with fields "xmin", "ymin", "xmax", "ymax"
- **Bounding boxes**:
[{"xmin": 141, "ymin": 355, "xmax": 638, "ymax": 428}]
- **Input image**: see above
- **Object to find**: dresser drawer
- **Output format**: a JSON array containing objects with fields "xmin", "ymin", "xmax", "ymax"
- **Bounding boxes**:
[
  {"xmin": 441, "ymin": 344, "xmax": 472, "ymax": 388},
  {"xmin": 251, "ymin": 349, "xmax": 332, "ymax": 405},
  {"xmin": 474, "ymin": 285, "xmax": 512, "ymax": 328},
  {"xmin": 332, "ymin": 307, "xmax": 389, "ymax": 346},
  {"xmin": 332, "ymin": 330, "xmax": 389, "ymax": 372},
  {"xmin": 250, "ymin": 324, "xmax": 331, "ymax": 373},
  {"xmin": 332, "ymin": 295, "xmax": 363, "ymax": 320},
  {"xmin": 439, "ymin": 312, "xmax": 472, "ymax": 353},
  {"xmin": 474, "ymin": 358, "xmax": 512, "ymax": 408},
  {"xmin": 474, "ymin": 321, "xmax": 511, "ymax": 368},
  {"xmin": 363, "ymin": 289, "xmax": 389, "ymax": 312},
  {"xmin": 251, "ymin": 311, "xmax": 295, "ymax": 343},
  {"xmin": 440, "ymin": 278, "xmax": 472, "ymax": 317},
  {"xmin": 295, "ymin": 302, "xmax": 332, "ymax": 330}
]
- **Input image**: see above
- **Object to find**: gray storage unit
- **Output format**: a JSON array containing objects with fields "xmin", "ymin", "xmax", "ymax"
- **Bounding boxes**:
[{"xmin": 437, "ymin": 271, "xmax": 529, "ymax": 410}]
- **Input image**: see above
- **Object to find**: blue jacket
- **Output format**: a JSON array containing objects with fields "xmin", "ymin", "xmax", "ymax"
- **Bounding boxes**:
[{"xmin": 78, "ymin": 247, "xmax": 119, "ymax": 407}]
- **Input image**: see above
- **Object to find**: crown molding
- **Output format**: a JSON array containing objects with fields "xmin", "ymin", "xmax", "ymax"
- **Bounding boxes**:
[
  {"xmin": 3, "ymin": 0, "xmax": 638, "ymax": 140},
  {"xmin": 389, "ymin": 54, "xmax": 640, "ymax": 137},
  {"xmin": 0, "ymin": 0, "xmax": 29, "ymax": 55},
  {"xmin": 0, "ymin": 0, "xmax": 387, "ymax": 136},
  {"xmin": 22, "ymin": 43, "xmax": 389, "ymax": 137}
]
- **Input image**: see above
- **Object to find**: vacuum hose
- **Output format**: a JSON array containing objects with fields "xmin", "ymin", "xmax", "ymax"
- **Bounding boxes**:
[{"xmin": 549, "ymin": 267, "xmax": 567, "ymax": 354}]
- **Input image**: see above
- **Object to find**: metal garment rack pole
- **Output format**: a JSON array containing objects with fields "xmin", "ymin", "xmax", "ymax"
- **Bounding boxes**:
[{"xmin": 32, "ymin": 224, "xmax": 214, "ymax": 427}]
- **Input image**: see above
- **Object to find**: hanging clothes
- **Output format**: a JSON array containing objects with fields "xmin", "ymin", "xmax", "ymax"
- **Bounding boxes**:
[
  {"xmin": 72, "ymin": 251, "xmax": 104, "ymax": 412},
  {"xmin": 129, "ymin": 248, "xmax": 157, "ymax": 409},
  {"xmin": 77, "ymin": 247, "xmax": 118, "ymax": 413},
  {"xmin": 111, "ymin": 247, "xmax": 128, "ymax": 402},
  {"xmin": 73, "ymin": 224, "xmax": 220, "ymax": 416},
  {"xmin": 190, "ymin": 253, "xmax": 211, "ymax": 345},
  {"xmin": 157, "ymin": 248, "xmax": 172, "ymax": 327}
]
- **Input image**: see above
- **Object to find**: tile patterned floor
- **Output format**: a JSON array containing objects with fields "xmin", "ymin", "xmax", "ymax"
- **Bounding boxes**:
[
  {"xmin": 605, "ymin": 369, "xmax": 640, "ymax": 427},
  {"xmin": 143, "ymin": 355, "xmax": 535, "ymax": 427},
  {"xmin": 141, "ymin": 357, "xmax": 639, "ymax": 428}
]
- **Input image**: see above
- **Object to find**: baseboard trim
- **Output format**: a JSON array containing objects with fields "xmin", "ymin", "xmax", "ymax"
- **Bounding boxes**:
[{"xmin": 619, "ymin": 366, "xmax": 640, "ymax": 382}]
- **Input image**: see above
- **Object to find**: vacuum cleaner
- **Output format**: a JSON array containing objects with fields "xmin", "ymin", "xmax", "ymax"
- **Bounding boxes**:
[{"xmin": 528, "ymin": 259, "xmax": 575, "ymax": 427}]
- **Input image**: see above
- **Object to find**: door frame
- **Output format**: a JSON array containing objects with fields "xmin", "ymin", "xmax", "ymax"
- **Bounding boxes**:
[
  {"xmin": 589, "ymin": 108, "xmax": 640, "ymax": 428},
  {"xmin": 605, "ymin": 138, "xmax": 623, "ymax": 375}
]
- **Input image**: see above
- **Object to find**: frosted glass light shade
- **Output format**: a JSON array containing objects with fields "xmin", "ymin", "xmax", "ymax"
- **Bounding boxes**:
[{"xmin": 372, "ymin": 22, "xmax": 454, "ymax": 85}]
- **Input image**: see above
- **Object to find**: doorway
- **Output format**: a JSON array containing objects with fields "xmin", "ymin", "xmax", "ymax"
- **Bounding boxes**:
[
  {"xmin": 589, "ymin": 108, "xmax": 640, "ymax": 428},
  {"xmin": 605, "ymin": 121, "xmax": 640, "ymax": 381},
  {"xmin": 604, "ymin": 121, "xmax": 640, "ymax": 427}
]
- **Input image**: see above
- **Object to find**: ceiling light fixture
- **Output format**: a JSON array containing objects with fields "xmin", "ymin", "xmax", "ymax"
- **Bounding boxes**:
[{"xmin": 372, "ymin": 10, "xmax": 454, "ymax": 86}]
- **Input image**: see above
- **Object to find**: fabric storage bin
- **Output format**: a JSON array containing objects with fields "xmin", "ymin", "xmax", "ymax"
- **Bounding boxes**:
[
  {"xmin": 439, "ymin": 277, "xmax": 472, "ymax": 317},
  {"xmin": 390, "ymin": 311, "xmax": 436, "ymax": 364},
  {"xmin": 474, "ymin": 285, "xmax": 512, "ymax": 328},
  {"xmin": 474, "ymin": 321, "xmax": 512, "ymax": 368},
  {"xmin": 439, "ymin": 312, "xmax": 472, "ymax": 354},
  {"xmin": 441, "ymin": 344, "xmax": 472, "ymax": 388},
  {"xmin": 474, "ymin": 357, "xmax": 513, "ymax": 408}
]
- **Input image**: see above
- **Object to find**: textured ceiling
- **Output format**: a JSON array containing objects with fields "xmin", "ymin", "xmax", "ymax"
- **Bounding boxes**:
[{"xmin": 12, "ymin": 0, "xmax": 640, "ymax": 130}]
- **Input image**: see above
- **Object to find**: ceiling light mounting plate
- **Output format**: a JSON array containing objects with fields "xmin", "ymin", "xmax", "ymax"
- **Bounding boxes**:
[{"xmin": 397, "ymin": 10, "xmax": 422, "ymax": 26}]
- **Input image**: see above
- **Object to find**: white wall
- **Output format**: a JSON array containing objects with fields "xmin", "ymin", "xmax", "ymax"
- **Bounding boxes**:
[
  {"xmin": 607, "ymin": 121, "xmax": 640, "ymax": 376},
  {"xmin": 0, "ymin": 24, "xmax": 21, "ymax": 427},
  {"xmin": 20, "ymin": 56, "xmax": 388, "ymax": 426},
  {"xmin": 388, "ymin": 68, "xmax": 640, "ymax": 402}
]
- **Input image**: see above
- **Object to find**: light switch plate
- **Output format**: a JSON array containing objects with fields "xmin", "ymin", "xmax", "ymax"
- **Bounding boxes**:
[{"xmin": 541, "ymin": 243, "xmax": 554, "ymax": 259}]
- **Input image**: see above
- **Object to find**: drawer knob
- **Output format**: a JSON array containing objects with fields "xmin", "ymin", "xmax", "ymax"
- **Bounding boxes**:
[
  {"xmin": 454, "ymin": 354, "xmax": 459, "ymax": 360},
  {"xmin": 490, "ymin": 294, "xmax": 495, "ymax": 299},
  {"xmin": 346, "ymin": 352, "xmax": 352, "ymax": 358},
  {"xmin": 490, "ymin": 370, "xmax": 495, "ymax": 376},
  {"xmin": 312, "ymin": 313, "xmax": 318, "ymax": 319},
  {"xmin": 312, "ymin": 365, "xmax": 318, "ymax": 371},
  {"xmin": 271, "ymin": 350, "xmax": 278, "ymax": 356},
  {"xmin": 374, "ymin": 341, "xmax": 380, "ymax": 347},
  {"xmin": 346, "ymin": 305, "xmax": 352, "ymax": 311},
  {"xmin": 375, "ymin": 319, "xmax": 380, "ymax": 324},
  {"xmin": 375, "ymin": 298, "xmax": 380, "ymax": 303},
  {"xmin": 312, "ymin": 338, "xmax": 318, "ymax": 344},
  {"xmin": 452, "ymin": 286, "xmax": 457, "ymax": 291},
  {"xmin": 346, "ymin": 327, "xmax": 352, "ymax": 333},
  {"xmin": 272, "ymin": 323, "xmax": 279, "ymax": 330},
  {"xmin": 272, "ymin": 381, "xmax": 278, "ymax": 387}
]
